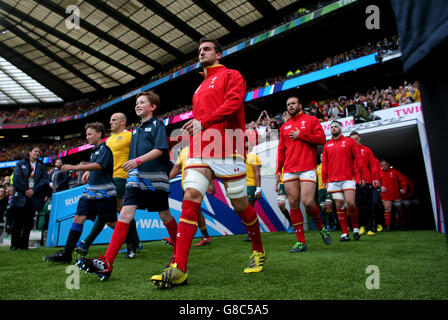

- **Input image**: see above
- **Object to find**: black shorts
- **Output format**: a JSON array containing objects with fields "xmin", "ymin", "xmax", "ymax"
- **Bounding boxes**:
[
  {"xmin": 356, "ymin": 183, "xmax": 373, "ymax": 208},
  {"xmin": 372, "ymin": 186, "xmax": 382, "ymax": 206},
  {"xmin": 76, "ymin": 197, "xmax": 117, "ymax": 223},
  {"xmin": 123, "ymin": 187, "xmax": 169, "ymax": 212}
]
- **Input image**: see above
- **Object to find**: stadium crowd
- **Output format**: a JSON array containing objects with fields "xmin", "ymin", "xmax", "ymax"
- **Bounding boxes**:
[
  {"xmin": 0, "ymin": 97, "xmax": 111, "ymax": 125},
  {"xmin": 245, "ymin": 80, "xmax": 421, "ymax": 144},
  {"xmin": 0, "ymin": 80, "xmax": 421, "ymax": 164},
  {"xmin": 0, "ymin": 138, "xmax": 85, "ymax": 162},
  {"xmin": 249, "ymin": 36, "xmax": 400, "ymax": 92},
  {"xmin": 0, "ymin": 34, "xmax": 397, "ymax": 128}
]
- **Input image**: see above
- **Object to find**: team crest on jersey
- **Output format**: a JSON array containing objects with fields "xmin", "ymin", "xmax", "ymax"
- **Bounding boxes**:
[
  {"xmin": 209, "ymin": 76, "xmax": 218, "ymax": 89},
  {"xmin": 284, "ymin": 125, "xmax": 292, "ymax": 130},
  {"xmin": 327, "ymin": 143, "xmax": 334, "ymax": 147},
  {"xmin": 145, "ymin": 127, "xmax": 152, "ymax": 132},
  {"xmin": 300, "ymin": 120, "xmax": 306, "ymax": 129},
  {"xmin": 341, "ymin": 141, "xmax": 346, "ymax": 147},
  {"xmin": 117, "ymin": 136, "xmax": 122, "ymax": 141}
]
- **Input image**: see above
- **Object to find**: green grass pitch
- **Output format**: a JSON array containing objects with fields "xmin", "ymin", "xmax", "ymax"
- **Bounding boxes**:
[{"xmin": 1, "ymin": 230, "xmax": 447, "ymax": 300}]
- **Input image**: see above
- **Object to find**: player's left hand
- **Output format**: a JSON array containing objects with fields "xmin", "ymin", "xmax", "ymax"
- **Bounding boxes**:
[
  {"xmin": 182, "ymin": 119, "xmax": 202, "ymax": 136},
  {"xmin": 400, "ymin": 189, "xmax": 406, "ymax": 194},
  {"xmin": 288, "ymin": 128, "xmax": 300, "ymax": 140},
  {"xmin": 360, "ymin": 179, "xmax": 366, "ymax": 187}
]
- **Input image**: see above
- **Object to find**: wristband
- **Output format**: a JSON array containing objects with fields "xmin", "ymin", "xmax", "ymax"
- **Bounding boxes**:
[{"xmin": 136, "ymin": 158, "xmax": 142, "ymax": 165}]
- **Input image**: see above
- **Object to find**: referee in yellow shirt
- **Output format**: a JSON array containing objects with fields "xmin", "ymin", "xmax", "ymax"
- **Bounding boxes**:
[
  {"xmin": 169, "ymin": 144, "xmax": 212, "ymax": 247},
  {"xmin": 75, "ymin": 113, "xmax": 141, "ymax": 258}
]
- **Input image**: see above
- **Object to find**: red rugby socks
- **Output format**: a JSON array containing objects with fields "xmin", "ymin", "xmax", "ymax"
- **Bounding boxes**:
[
  {"xmin": 175, "ymin": 199, "xmax": 200, "ymax": 273},
  {"xmin": 238, "ymin": 204, "xmax": 264, "ymax": 253},
  {"xmin": 105, "ymin": 221, "xmax": 130, "ymax": 265},
  {"xmin": 348, "ymin": 206, "xmax": 359, "ymax": 229},
  {"xmin": 337, "ymin": 208, "xmax": 349, "ymax": 235},
  {"xmin": 306, "ymin": 204, "xmax": 324, "ymax": 230},
  {"xmin": 290, "ymin": 208, "xmax": 306, "ymax": 244}
]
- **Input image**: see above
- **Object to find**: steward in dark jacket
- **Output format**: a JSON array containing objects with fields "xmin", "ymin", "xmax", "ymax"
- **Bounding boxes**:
[{"xmin": 10, "ymin": 147, "xmax": 49, "ymax": 250}]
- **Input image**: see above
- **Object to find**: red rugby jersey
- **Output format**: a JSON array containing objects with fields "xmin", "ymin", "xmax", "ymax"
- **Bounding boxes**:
[
  {"xmin": 322, "ymin": 135, "xmax": 367, "ymax": 183},
  {"xmin": 276, "ymin": 112, "xmax": 326, "ymax": 174},
  {"xmin": 356, "ymin": 144, "xmax": 380, "ymax": 184},
  {"xmin": 380, "ymin": 168, "xmax": 407, "ymax": 201},
  {"xmin": 190, "ymin": 64, "xmax": 246, "ymax": 159}
]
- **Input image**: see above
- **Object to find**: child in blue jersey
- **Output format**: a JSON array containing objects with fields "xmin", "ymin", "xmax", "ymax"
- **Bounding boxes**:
[
  {"xmin": 43, "ymin": 122, "xmax": 117, "ymax": 263},
  {"xmin": 76, "ymin": 91, "xmax": 178, "ymax": 281}
]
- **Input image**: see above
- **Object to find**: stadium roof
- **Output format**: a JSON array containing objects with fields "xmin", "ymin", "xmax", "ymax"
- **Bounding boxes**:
[
  {"xmin": 0, "ymin": 56, "xmax": 63, "ymax": 104},
  {"xmin": 0, "ymin": 0, "xmax": 307, "ymax": 104}
]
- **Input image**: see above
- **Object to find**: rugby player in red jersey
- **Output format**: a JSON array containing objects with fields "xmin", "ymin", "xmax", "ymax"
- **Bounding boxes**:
[
  {"xmin": 322, "ymin": 121, "xmax": 367, "ymax": 242},
  {"xmin": 151, "ymin": 38, "xmax": 265, "ymax": 288},
  {"xmin": 276, "ymin": 96, "xmax": 332, "ymax": 253},
  {"xmin": 349, "ymin": 131, "xmax": 380, "ymax": 236},
  {"xmin": 379, "ymin": 159, "xmax": 407, "ymax": 231}
]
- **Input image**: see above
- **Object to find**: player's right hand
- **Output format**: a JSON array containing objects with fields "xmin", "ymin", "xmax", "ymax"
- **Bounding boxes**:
[
  {"xmin": 275, "ymin": 173, "xmax": 281, "ymax": 192},
  {"xmin": 82, "ymin": 171, "xmax": 90, "ymax": 183}
]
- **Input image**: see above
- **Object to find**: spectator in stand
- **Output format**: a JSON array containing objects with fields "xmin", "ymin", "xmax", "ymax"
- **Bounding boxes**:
[
  {"xmin": 399, "ymin": 95, "xmax": 413, "ymax": 105},
  {"xmin": 328, "ymin": 101, "xmax": 345, "ymax": 119},
  {"xmin": 320, "ymin": 104, "xmax": 330, "ymax": 122},
  {"xmin": 245, "ymin": 122, "xmax": 258, "ymax": 147},
  {"xmin": 307, "ymin": 101, "xmax": 324, "ymax": 121},
  {"xmin": 382, "ymin": 99, "xmax": 392, "ymax": 109},
  {"xmin": 256, "ymin": 110, "xmax": 270, "ymax": 142},
  {"xmin": 266, "ymin": 120, "xmax": 279, "ymax": 141},
  {"xmin": 338, "ymin": 96, "xmax": 348, "ymax": 111}
]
